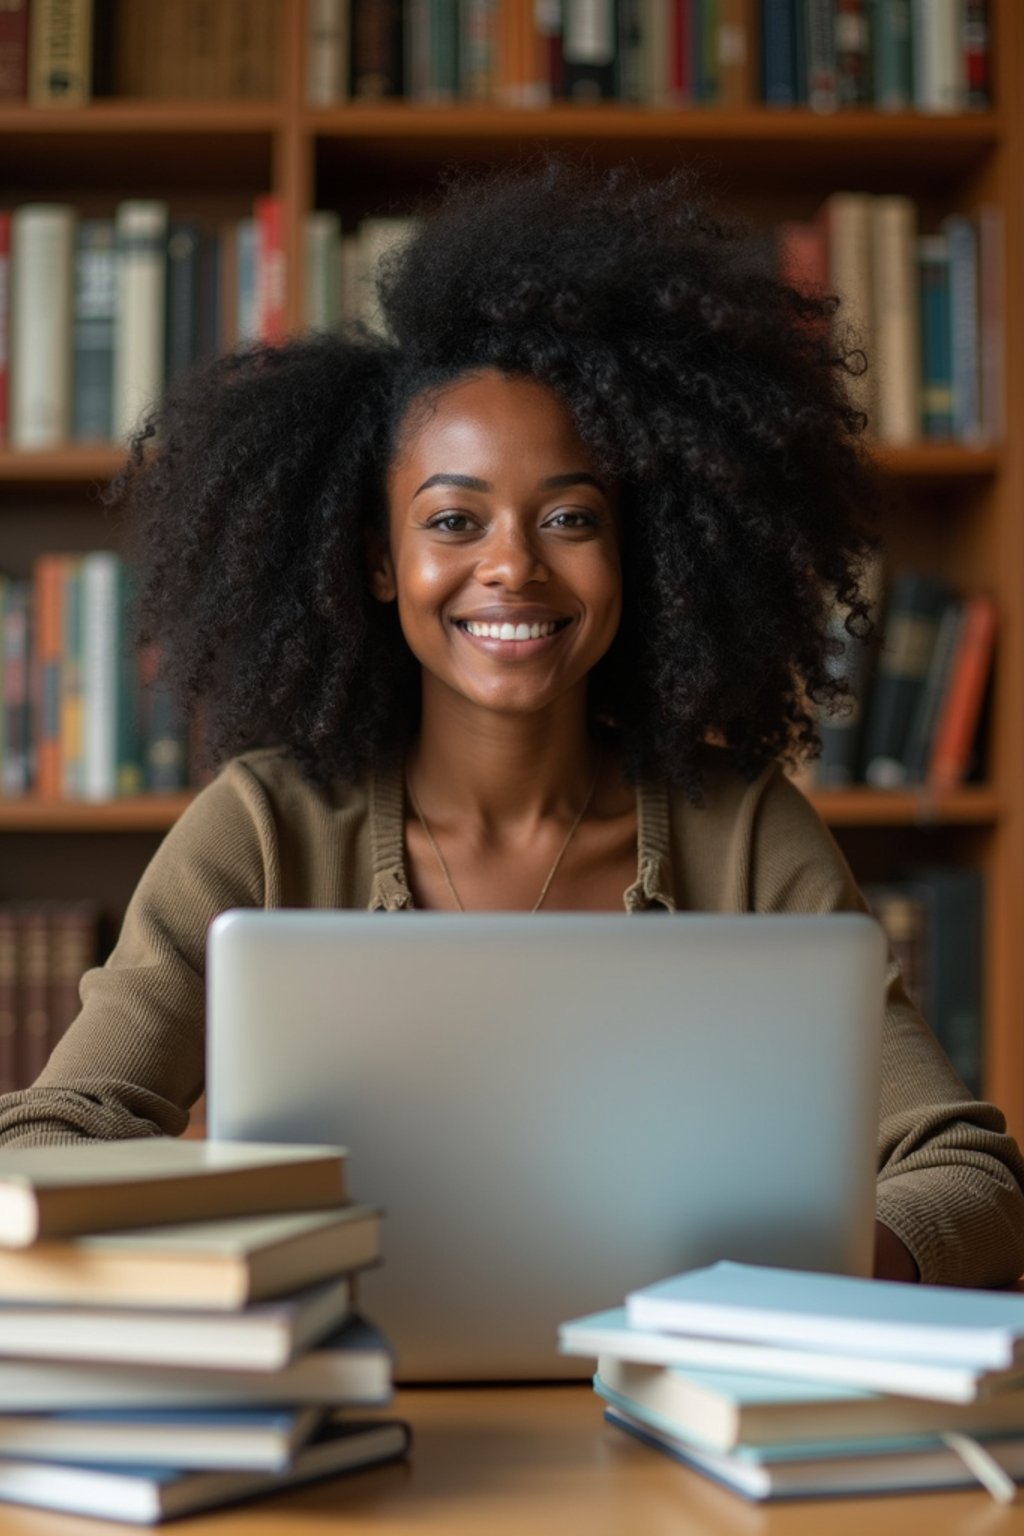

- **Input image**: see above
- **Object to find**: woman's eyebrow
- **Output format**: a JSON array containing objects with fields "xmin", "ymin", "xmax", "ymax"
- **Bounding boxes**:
[{"xmin": 412, "ymin": 471, "xmax": 607, "ymax": 498}]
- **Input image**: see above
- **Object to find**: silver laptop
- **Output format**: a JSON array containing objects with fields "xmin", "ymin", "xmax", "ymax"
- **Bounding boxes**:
[{"xmin": 207, "ymin": 912, "xmax": 886, "ymax": 1382}]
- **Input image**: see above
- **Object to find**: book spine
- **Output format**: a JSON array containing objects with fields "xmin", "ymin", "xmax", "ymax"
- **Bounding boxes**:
[
  {"xmin": 871, "ymin": 0, "xmax": 910, "ymax": 109},
  {"xmin": 614, "ymin": 0, "xmax": 643, "ymax": 102},
  {"xmin": 822, "ymin": 191, "xmax": 874, "ymax": 429},
  {"xmin": 0, "ymin": 0, "xmax": 29, "ymax": 99},
  {"xmin": 236, "ymin": 217, "xmax": 259, "ymax": 343},
  {"xmin": 870, "ymin": 196, "xmax": 920, "ymax": 445},
  {"xmin": 911, "ymin": 869, "xmax": 984, "ymax": 1096},
  {"xmin": 901, "ymin": 598, "xmax": 964, "ymax": 783},
  {"xmin": 0, "ymin": 209, "xmax": 9, "ymax": 445},
  {"xmin": 308, "ymin": 0, "xmax": 347, "ymax": 102},
  {"xmin": 429, "ymin": 0, "xmax": 460, "ymax": 98},
  {"xmin": 669, "ymin": 0, "xmax": 691, "ymax": 106},
  {"xmin": 116, "ymin": 567, "xmax": 143, "ymax": 796},
  {"xmin": 776, "ymin": 219, "xmax": 827, "ymax": 297},
  {"xmin": 716, "ymin": 0, "xmax": 754, "ymax": 106},
  {"xmin": 861, "ymin": 572, "xmax": 951, "ymax": 788},
  {"xmin": 17, "ymin": 904, "xmax": 51, "ymax": 1086},
  {"xmin": 304, "ymin": 212, "xmax": 342, "ymax": 332},
  {"xmin": 71, "ymin": 218, "xmax": 117, "ymax": 443},
  {"xmin": 927, "ymin": 595, "xmax": 997, "ymax": 793},
  {"xmin": 561, "ymin": 0, "xmax": 616, "ymax": 100},
  {"xmin": 912, "ymin": 0, "xmax": 961, "ymax": 112},
  {"xmin": 917, "ymin": 234, "xmax": 953, "ymax": 439},
  {"xmin": 164, "ymin": 221, "xmax": 202, "ymax": 388},
  {"xmin": 33, "ymin": 555, "xmax": 64, "ymax": 799},
  {"xmin": 694, "ymin": 0, "xmax": 717, "ymax": 104},
  {"xmin": 350, "ymin": 0, "xmax": 404, "ymax": 96},
  {"xmin": 81, "ymin": 552, "xmax": 119, "ymax": 801},
  {"xmin": 459, "ymin": 0, "xmax": 496, "ymax": 100},
  {"xmin": 804, "ymin": 0, "xmax": 836, "ymax": 110},
  {"xmin": 943, "ymin": 213, "xmax": 980, "ymax": 443},
  {"xmin": 816, "ymin": 557, "xmax": 882, "ymax": 787},
  {"xmin": 10, "ymin": 204, "xmax": 76, "ymax": 450},
  {"xmin": 835, "ymin": 0, "xmax": 868, "ymax": 106},
  {"xmin": 3, "ymin": 580, "xmax": 31, "ymax": 796},
  {"xmin": 976, "ymin": 203, "xmax": 1002, "ymax": 442},
  {"xmin": 962, "ymin": 0, "xmax": 989, "ymax": 110},
  {"xmin": 114, "ymin": 200, "xmax": 168, "ymax": 442},
  {"xmin": 58, "ymin": 556, "xmax": 84, "ymax": 798},
  {"xmin": 47, "ymin": 902, "xmax": 96, "ymax": 1051},
  {"xmin": 254, "ymin": 195, "xmax": 286, "ymax": 344},
  {"xmin": 28, "ymin": 0, "xmax": 93, "ymax": 104},
  {"xmin": 0, "ymin": 907, "xmax": 16, "ymax": 1095}
]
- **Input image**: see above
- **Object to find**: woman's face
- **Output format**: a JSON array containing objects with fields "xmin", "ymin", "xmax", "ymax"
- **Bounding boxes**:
[{"xmin": 377, "ymin": 370, "xmax": 622, "ymax": 719}]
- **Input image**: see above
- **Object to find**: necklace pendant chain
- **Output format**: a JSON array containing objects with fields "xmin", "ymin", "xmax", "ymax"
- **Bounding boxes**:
[{"xmin": 406, "ymin": 758, "xmax": 601, "ymax": 914}]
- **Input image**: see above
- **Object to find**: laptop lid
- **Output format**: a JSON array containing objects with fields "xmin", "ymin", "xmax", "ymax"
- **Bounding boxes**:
[{"xmin": 207, "ymin": 911, "xmax": 886, "ymax": 1382}]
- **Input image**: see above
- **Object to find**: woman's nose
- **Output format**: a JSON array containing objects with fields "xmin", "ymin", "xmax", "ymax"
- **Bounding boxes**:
[{"xmin": 475, "ymin": 522, "xmax": 549, "ymax": 590}]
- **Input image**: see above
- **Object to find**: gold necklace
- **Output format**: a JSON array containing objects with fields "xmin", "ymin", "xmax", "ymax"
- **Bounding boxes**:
[{"xmin": 406, "ymin": 757, "xmax": 601, "ymax": 913}]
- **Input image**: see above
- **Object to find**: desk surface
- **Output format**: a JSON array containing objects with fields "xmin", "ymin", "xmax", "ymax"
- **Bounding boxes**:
[{"xmin": 3, "ymin": 1386, "xmax": 1024, "ymax": 1536}]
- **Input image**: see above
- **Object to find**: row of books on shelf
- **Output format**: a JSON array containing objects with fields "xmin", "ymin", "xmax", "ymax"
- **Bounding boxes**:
[
  {"xmin": 802, "ymin": 570, "xmax": 996, "ymax": 792},
  {"xmin": 0, "ymin": 1140, "xmax": 408, "ymax": 1523},
  {"xmin": 1, "ymin": 191, "xmax": 998, "ymax": 452},
  {"xmin": 0, "ymin": 198, "xmax": 287, "ymax": 450},
  {"xmin": 307, "ymin": 0, "xmax": 991, "ymax": 112},
  {"xmin": 0, "ymin": 900, "xmax": 98, "ymax": 1095},
  {"xmin": 0, "ymin": 556, "xmax": 197, "ymax": 801},
  {"xmin": 0, "ymin": 0, "xmax": 278, "ymax": 105},
  {"xmin": 560, "ymin": 1261, "xmax": 1024, "ymax": 1502}
]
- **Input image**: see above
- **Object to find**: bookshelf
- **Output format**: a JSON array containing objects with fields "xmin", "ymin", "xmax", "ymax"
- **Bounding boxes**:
[{"xmin": 2, "ymin": 0, "xmax": 1023, "ymax": 1137}]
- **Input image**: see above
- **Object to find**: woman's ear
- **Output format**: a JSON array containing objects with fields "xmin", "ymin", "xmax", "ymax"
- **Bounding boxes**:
[{"xmin": 365, "ymin": 530, "xmax": 397, "ymax": 603}]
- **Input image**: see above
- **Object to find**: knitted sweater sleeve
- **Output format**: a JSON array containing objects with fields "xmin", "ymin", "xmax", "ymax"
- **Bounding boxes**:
[
  {"xmin": 746, "ymin": 765, "xmax": 1024, "ymax": 1288},
  {"xmin": 0, "ymin": 761, "xmax": 276, "ymax": 1147}
]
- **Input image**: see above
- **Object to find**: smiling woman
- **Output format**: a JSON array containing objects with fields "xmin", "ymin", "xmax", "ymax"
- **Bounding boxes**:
[{"xmin": 0, "ymin": 160, "xmax": 1022, "ymax": 1292}]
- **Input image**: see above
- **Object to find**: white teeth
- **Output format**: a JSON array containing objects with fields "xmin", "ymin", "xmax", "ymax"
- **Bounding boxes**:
[{"xmin": 461, "ymin": 620, "xmax": 561, "ymax": 639}]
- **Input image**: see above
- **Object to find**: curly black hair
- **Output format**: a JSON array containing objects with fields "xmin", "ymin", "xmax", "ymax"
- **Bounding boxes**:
[{"xmin": 110, "ymin": 158, "xmax": 881, "ymax": 799}]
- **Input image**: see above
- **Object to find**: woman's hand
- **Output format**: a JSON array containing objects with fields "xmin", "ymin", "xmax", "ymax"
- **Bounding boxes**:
[{"xmin": 873, "ymin": 1220, "xmax": 920, "ymax": 1282}]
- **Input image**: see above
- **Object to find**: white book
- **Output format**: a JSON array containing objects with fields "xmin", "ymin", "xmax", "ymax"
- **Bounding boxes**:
[
  {"xmin": 114, "ymin": 200, "xmax": 168, "ymax": 441},
  {"xmin": 870, "ymin": 196, "xmax": 920, "ymax": 445},
  {"xmin": 304, "ymin": 212, "xmax": 342, "ymax": 331},
  {"xmin": 81, "ymin": 551, "xmax": 120, "ymax": 801},
  {"xmin": 627, "ymin": 1262, "xmax": 1024, "ymax": 1371},
  {"xmin": 559, "ymin": 1306, "xmax": 1023, "ymax": 1405},
  {"xmin": 912, "ymin": 0, "xmax": 962, "ymax": 112},
  {"xmin": 0, "ymin": 1415, "xmax": 410, "ymax": 1524},
  {"xmin": 236, "ymin": 217, "xmax": 259, "ymax": 343},
  {"xmin": 9, "ymin": 204, "xmax": 76, "ymax": 449},
  {"xmin": 307, "ymin": 0, "xmax": 347, "ymax": 104},
  {"xmin": 0, "ymin": 1317, "xmax": 392, "ymax": 1411}
]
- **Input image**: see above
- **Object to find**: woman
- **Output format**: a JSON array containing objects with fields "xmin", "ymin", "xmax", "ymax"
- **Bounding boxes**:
[{"xmin": 1, "ymin": 162, "xmax": 1021, "ymax": 1288}]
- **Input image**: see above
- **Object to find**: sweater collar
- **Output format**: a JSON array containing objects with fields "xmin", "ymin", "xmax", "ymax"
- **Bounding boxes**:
[{"xmin": 367, "ymin": 759, "xmax": 675, "ymax": 913}]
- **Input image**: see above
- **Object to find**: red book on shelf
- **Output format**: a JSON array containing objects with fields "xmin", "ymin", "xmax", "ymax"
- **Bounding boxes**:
[
  {"xmin": 33, "ymin": 555, "xmax": 66, "ymax": 800},
  {"xmin": 254, "ymin": 195, "xmax": 286, "ymax": 345},
  {"xmin": 776, "ymin": 219, "xmax": 827, "ymax": 298},
  {"xmin": 927, "ymin": 595, "xmax": 997, "ymax": 794}
]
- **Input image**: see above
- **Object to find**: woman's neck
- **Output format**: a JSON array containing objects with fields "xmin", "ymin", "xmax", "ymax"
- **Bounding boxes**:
[{"xmin": 409, "ymin": 688, "xmax": 598, "ymax": 833}]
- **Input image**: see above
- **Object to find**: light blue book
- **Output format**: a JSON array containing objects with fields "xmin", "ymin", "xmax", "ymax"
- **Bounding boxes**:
[
  {"xmin": 626, "ymin": 1262, "xmax": 1024, "ymax": 1369},
  {"xmin": 559, "ymin": 1306, "xmax": 1022, "ymax": 1403}
]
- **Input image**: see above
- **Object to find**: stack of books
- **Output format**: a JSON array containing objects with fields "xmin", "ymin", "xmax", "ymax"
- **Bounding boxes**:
[
  {"xmin": 560, "ymin": 1261, "xmax": 1024, "ymax": 1503},
  {"xmin": 0, "ymin": 1138, "xmax": 409, "ymax": 1523}
]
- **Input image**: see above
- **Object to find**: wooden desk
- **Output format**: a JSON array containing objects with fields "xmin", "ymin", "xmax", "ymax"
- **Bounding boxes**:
[{"xmin": 3, "ymin": 1386, "xmax": 1024, "ymax": 1536}]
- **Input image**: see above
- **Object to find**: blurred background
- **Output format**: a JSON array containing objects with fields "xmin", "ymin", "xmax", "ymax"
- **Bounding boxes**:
[{"xmin": 0, "ymin": 0, "xmax": 1019, "ymax": 1139}]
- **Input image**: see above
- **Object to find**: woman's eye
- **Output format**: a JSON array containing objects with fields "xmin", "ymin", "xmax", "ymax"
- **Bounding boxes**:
[
  {"xmin": 428, "ymin": 513, "xmax": 475, "ymax": 533},
  {"xmin": 545, "ymin": 510, "xmax": 597, "ymax": 530}
]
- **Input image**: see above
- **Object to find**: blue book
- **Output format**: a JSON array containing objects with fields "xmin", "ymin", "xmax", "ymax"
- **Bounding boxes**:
[
  {"xmin": 72, "ymin": 220, "xmax": 117, "ymax": 443},
  {"xmin": 0, "ymin": 1416, "xmax": 410, "ymax": 1524},
  {"xmin": 943, "ymin": 213, "xmax": 981, "ymax": 442},
  {"xmin": 627, "ymin": 1262, "xmax": 1024, "ymax": 1369},
  {"xmin": 918, "ymin": 233, "xmax": 954, "ymax": 438}
]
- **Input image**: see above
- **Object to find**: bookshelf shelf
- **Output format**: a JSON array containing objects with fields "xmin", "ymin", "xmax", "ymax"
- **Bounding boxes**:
[
  {"xmin": 808, "ymin": 788, "xmax": 1002, "ymax": 828},
  {"xmin": 874, "ymin": 444, "xmax": 1001, "ymax": 480},
  {"xmin": 0, "ymin": 102, "xmax": 285, "ymax": 133},
  {"xmin": 0, "ymin": 449, "xmax": 128, "ymax": 486},
  {"xmin": 0, "ymin": 797, "xmax": 195, "ymax": 833}
]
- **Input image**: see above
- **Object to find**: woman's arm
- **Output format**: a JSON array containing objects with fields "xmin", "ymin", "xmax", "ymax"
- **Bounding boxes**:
[
  {"xmin": 0, "ymin": 760, "xmax": 277, "ymax": 1146},
  {"xmin": 745, "ymin": 763, "xmax": 1024, "ymax": 1289}
]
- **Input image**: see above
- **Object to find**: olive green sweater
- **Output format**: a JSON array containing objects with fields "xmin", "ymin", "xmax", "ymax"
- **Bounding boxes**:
[{"xmin": 0, "ymin": 746, "xmax": 1021, "ymax": 1288}]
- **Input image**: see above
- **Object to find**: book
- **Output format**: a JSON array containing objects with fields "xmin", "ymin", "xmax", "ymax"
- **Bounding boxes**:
[
  {"xmin": 0, "ymin": 1316, "xmax": 392, "ymax": 1410},
  {"xmin": 0, "ymin": 1204, "xmax": 381, "ymax": 1309},
  {"xmin": 33, "ymin": 553, "xmax": 65, "ymax": 798},
  {"xmin": 898, "ymin": 866, "xmax": 985, "ymax": 1097},
  {"xmin": 0, "ymin": 1138, "xmax": 349, "ymax": 1245},
  {"xmin": 918, "ymin": 233, "xmax": 954, "ymax": 438},
  {"xmin": 72, "ymin": 219, "xmax": 117, "ymax": 442},
  {"xmin": 944, "ymin": 212, "xmax": 981, "ymax": 441},
  {"xmin": 861, "ymin": 571, "xmax": 951, "ymax": 787},
  {"xmin": 28, "ymin": 0, "xmax": 93, "ymax": 105},
  {"xmin": 604, "ymin": 1399, "xmax": 1024, "ymax": 1502},
  {"xmin": 9, "ymin": 204, "xmax": 76, "ymax": 449},
  {"xmin": 927, "ymin": 593, "xmax": 996, "ymax": 792},
  {"xmin": 901, "ymin": 598, "xmax": 964, "ymax": 783},
  {"xmin": 870, "ymin": 195, "xmax": 919, "ymax": 444},
  {"xmin": 2, "ymin": 578, "xmax": 31, "ymax": 795},
  {"xmin": 626, "ymin": 1262, "xmax": 1024, "ymax": 1370},
  {"xmin": 113, "ymin": 200, "xmax": 168, "ymax": 441},
  {"xmin": 0, "ymin": 1414, "xmax": 410, "ymax": 1523},
  {"xmin": 0, "ymin": 1273, "xmax": 353, "ymax": 1370},
  {"xmin": 595, "ymin": 1356, "xmax": 1024, "ymax": 1454},
  {"xmin": 821, "ymin": 191, "xmax": 873, "ymax": 427},
  {"xmin": 0, "ymin": 0, "xmax": 29, "ymax": 100},
  {"xmin": 307, "ymin": 0, "xmax": 347, "ymax": 103},
  {"xmin": 0, "ymin": 1404, "xmax": 324, "ymax": 1471},
  {"xmin": 254, "ymin": 193, "xmax": 286, "ymax": 343}
]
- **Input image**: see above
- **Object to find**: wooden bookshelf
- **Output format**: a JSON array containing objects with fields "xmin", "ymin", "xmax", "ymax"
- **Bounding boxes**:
[{"xmin": 3, "ymin": 0, "xmax": 1023, "ymax": 1135}]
